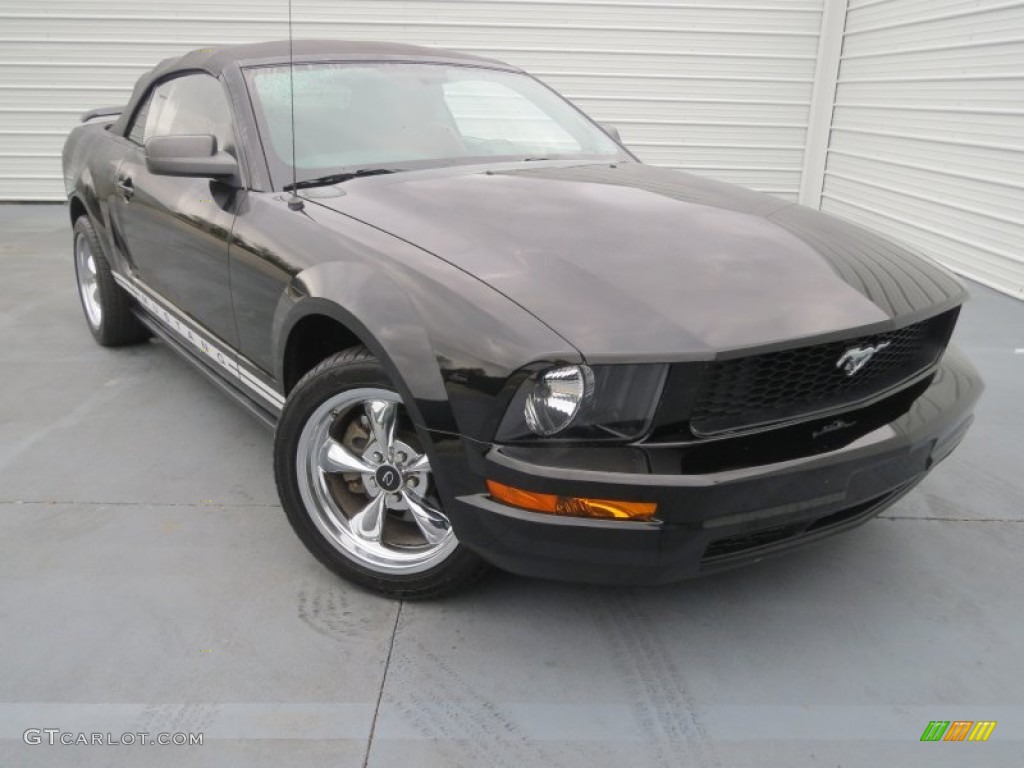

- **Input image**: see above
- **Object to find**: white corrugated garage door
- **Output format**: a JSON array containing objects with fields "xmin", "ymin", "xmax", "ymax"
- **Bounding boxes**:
[
  {"xmin": 5, "ymin": 1, "xmax": 1022, "ymax": 298},
  {"xmin": 0, "ymin": 0, "xmax": 823, "ymax": 202},
  {"xmin": 821, "ymin": 0, "xmax": 1024, "ymax": 299}
]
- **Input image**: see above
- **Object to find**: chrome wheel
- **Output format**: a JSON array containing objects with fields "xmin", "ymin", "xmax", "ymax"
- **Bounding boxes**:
[
  {"xmin": 75, "ymin": 232, "xmax": 102, "ymax": 329},
  {"xmin": 295, "ymin": 387, "xmax": 457, "ymax": 574}
]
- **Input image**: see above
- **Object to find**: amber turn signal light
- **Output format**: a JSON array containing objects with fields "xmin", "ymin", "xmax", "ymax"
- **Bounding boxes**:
[{"xmin": 486, "ymin": 480, "xmax": 657, "ymax": 521}]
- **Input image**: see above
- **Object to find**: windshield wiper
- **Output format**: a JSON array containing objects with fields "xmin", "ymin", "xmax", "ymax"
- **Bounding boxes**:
[{"xmin": 284, "ymin": 168, "xmax": 396, "ymax": 191}]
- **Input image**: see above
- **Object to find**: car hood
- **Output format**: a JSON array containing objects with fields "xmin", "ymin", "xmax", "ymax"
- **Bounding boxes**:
[{"xmin": 311, "ymin": 161, "xmax": 965, "ymax": 361}]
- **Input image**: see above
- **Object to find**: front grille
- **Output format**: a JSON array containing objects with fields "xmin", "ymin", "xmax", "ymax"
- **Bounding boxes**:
[{"xmin": 689, "ymin": 309, "xmax": 957, "ymax": 436}]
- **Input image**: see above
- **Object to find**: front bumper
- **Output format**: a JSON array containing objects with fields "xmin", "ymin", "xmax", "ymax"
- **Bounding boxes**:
[{"xmin": 430, "ymin": 346, "xmax": 982, "ymax": 585}]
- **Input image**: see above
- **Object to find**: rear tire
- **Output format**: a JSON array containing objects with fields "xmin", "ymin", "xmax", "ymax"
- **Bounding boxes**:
[
  {"xmin": 73, "ymin": 216, "xmax": 149, "ymax": 347},
  {"xmin": 274, "ymin": 346, "xmax": 488, "ymax": 599}
]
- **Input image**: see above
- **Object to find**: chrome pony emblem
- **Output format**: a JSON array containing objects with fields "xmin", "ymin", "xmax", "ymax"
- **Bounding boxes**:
[{"xmin": 836, "ymin": 342, "xmax": 890, "ymax": 376}]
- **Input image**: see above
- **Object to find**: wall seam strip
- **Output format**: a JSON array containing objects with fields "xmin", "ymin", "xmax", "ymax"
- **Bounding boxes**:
[{"xmin": 799, "ymin": 0, "xmax": 848, "ymax": 208}]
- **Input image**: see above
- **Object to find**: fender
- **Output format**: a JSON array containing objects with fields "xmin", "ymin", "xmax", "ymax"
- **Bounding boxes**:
[
  {"xmin": 274, "ymin": 265, "xmax": 459, "ymax": 435},
  {"xmin": 262, "ymin": 199, "xmax": 582, "ymax": 442}
]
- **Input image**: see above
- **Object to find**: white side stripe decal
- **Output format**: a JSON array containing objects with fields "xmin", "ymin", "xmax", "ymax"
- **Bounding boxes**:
[
  {"xmin": 113, "ymin": 272, "xmax": 286, "ymax": 410},
  {"xmin": 239, "ymin": 367, "xmax": 286, "ymax": 407}
]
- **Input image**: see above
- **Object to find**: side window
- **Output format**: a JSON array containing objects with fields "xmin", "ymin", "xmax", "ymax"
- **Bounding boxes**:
[{"xmin": 128, "ymin": 74, "xmax": 236, "ymax": 155}]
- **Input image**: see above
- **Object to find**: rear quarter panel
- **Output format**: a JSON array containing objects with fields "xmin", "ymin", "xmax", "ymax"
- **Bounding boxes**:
[{"xmin": 62, "ymin": 121, "xmax": 132, "ymax": 266}]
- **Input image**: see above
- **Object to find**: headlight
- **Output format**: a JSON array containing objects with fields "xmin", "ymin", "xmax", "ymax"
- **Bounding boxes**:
[
  {"xmin": 523, "ymin": 365, "xmax": 595, "ymax": 436},
  {"xmin": 497, "ymin": 363, "xmax": 668, "ymax": 442}
]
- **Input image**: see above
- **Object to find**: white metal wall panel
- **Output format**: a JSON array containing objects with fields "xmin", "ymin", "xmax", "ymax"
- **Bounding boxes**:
[
  {"xmin": 0, "ymin": 0, "xmax": 824, "ymax": 201},
  {"xmin": 821, "ymin": 0, "xmax": 1024, "ymax": 299}
]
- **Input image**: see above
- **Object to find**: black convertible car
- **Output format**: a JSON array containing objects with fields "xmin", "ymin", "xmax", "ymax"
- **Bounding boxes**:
[{"xmin": 62, "ymin": 40, "xmax": 982, "ymax": 597}]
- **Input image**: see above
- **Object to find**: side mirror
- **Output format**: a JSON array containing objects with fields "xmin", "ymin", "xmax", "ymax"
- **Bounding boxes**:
[
  {"xmin": 599, "ymin": 123, "xmax": 622, "ymax": 143},
  {"xmin": 145, "ymin": 134, "xmax": 238, "ymax": 181}
]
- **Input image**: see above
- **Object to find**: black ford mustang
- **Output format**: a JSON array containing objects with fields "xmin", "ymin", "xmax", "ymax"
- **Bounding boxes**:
[{"xmin": 62, "ymin": 40, "xmax": 982, "ymax": 597}]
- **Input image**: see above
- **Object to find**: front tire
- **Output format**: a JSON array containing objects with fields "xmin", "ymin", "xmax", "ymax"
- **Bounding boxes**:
[
  {"xmin": 72, "ymin": 216, "xmax": 149, "ymax": 346},
  {"xmin": 273, "ymin": 347, "xmax": 488, "ymax": 598}
]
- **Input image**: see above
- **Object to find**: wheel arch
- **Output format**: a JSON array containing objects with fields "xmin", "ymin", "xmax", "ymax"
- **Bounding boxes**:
[
  {"xmin": 280, "ymin": 309, "xmax": 363, "ymax": 393},
  {"xmin": 67, "ymin": 186, "xmax": 115, "ymax": 266},
  {"xmin": 68, "ymin": 194, "xmax": 87, "ymax": 225},
  {"xmin": 274, "ymin": 277, "xmax": 459, "ymax": 436}
]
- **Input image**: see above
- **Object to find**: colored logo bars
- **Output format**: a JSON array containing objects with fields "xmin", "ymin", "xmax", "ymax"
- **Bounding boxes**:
[{"xmin": 920, "ymin": 721, "xmax": 997, "ymax": 742}]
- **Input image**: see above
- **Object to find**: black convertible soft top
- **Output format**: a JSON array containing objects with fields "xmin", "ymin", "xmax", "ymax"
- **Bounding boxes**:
[{"xmin": 110, "ymin": 39, "xmax": 517, "ymax": 136}]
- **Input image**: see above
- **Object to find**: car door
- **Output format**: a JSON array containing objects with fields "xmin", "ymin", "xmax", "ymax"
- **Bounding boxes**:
[{"xmin": 110, "ymin": 73, "xmax": 242, "ymax": 347}]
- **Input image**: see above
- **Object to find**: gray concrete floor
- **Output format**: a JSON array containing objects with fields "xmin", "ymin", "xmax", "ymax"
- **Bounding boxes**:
[{"xmin": 1, "ymin": 203, "xmax": 1022, "ymax": 767}]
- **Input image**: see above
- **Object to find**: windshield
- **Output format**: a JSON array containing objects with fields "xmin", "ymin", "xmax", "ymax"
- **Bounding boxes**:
[{"xmin": 244, "ymin": 61, "xmax": 624, "ymax": 188}]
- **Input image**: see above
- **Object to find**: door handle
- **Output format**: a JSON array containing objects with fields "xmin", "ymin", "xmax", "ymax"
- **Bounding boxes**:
[{"xmin": 115, "ymin": 177, "xmax": 134, "ymax": 200}]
